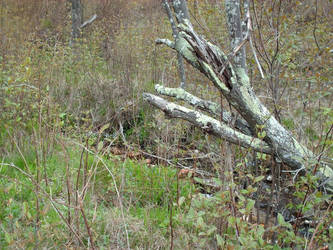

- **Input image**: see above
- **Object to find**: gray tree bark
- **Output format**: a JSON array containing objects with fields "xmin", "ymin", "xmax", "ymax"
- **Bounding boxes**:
[
  {"xmin": 162, "ymin": 0, "xmax": 188, "ymax": 88},
  {"xmin": 144, "ymin": 0, "xmax": 333, "ymax": 192},
  {"xmin": 172, "ymin": 0, "xmax": 190, "ymax": 24},
  {"xmin": 69, "ymin": 0, "xmax": 83, "ymax": 40},
  {"xmin": 225, "ymin": 0, "xmax": 247, "ymax": 70},
  {"xmin": 68, "ymin": 0, "xmax": 97, "ymax": 43}
]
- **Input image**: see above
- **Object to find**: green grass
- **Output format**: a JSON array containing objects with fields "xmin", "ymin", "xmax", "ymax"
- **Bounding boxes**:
[{"xmin": 0, "ymin": 142, "xmax": 194, "ymax": 248}]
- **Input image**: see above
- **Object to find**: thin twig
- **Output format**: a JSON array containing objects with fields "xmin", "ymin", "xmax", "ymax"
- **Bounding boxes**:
[
  {"xmin": 70, "ymin": 140, "xmax": 131, "ymax": 250},
  {"xmin": 0, "ymin": 163, "xmax": 84, "ymax": 245},
  {"xmin": 312, "ymin": 0, "xmax": 321, "ymax": 51},
  {"xmin": 79, "ymin": 197, "xmax": 95, "ymax": 249},
  {"xmin": 307, "ymin": 201, "xmax": 332, "ymax": 249},
  {"xmin": 249, "ymin": 34, "xmax": 265, "ymax": 78},
  {"xmin": 236, "ymin": 1, "xmax": 265, "ymax": 78}
]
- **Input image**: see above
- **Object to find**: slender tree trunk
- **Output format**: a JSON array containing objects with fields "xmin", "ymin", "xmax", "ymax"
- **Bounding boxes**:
[
  {"xmin": 162, "ymin": 0, "xmax": 188, "ymax": 88},
  {"xmin": 225, "ymin": 0, "xmax": 247, "ymax": 70},
  {"xmin": 69, "ymin": 0, "xmax": 83, "ymax": 41}
]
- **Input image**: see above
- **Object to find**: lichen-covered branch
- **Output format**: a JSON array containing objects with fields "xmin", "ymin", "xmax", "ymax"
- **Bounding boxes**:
[
  {"xmin": 156, "ymin": 38, "xmax": 175, "ymax": 49},
  {"xmin": 144, "ymin": 1, "xmax": 333, "ymax": 192},
  {"xmin": 154, "ymin": 84, "xmax": 252, "ymax": 136},
  {"xmin": 143, "ymin": 93, "xmax": 271, "ymax": 153},
  {"xmin": 172, "ymin": 0, "xmax": 190, "ymax": 25},
  {"xmin": 163, "ymin": 0, "xmax": 178, "ymax": 38},
  {"xmin": 159, "ymin": 19, "xmax": 314, "ymax": 170}
]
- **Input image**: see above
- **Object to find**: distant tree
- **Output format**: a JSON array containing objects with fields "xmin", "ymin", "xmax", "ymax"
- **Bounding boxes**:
[
  {"xmin": 68, "ymin": 0, "xmax": 97, "ymax": 42},
  {"xmin": 68, "ymin": 0, "xmax": 83, "ymax": 40},
  {"xmin": 144, "ymin": 0, "xmax": 332, "ymax": 192}
]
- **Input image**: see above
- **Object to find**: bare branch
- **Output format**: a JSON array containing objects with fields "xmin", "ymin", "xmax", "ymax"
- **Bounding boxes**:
[
  {"xmin": 80, "ymin": 14, "xmax": 97, "ymax": 29},
  {"xmin": 242, "ymin": 0, "xmax": 250, "ymax": 36},
  {"xmin": 163, "ymin": 0, "xmax": 178, "ymax": 39},
  {"xmin": 249, "ymin": 34, "xmax": 265, "ymax": 78},
  {"xmin": 244, "ymin": 1, "xmax": 265, "ymax": 78},
  {"xmin": 227, "ymin": 0, "xmax": 264, "ymax": 78},
  {"xmin": 143, "ymin": 93, "xmax": 271, "ymax": 154},
  {"xmin": 313, "ymin": 0, "xmax": 321, "ymax": 51},
  {"xmin": 69, "ymin": 0, "xmax": 83, "ymax": 40},
  {"xmin": 154, "ymin": 84, "xmax": 253, "ymax": 136},
  {"xmin": 156, "ymin": 38, "xmax": 175, "ymax": 49}
]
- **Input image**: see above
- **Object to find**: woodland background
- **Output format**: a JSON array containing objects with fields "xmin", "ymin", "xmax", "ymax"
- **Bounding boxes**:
[{"xmin": 0, "ymin": 0, "xmax": 332, "ymax": 249}]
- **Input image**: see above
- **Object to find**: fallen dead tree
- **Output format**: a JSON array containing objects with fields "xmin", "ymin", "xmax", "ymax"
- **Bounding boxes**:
[{"xmin": 143, "ymin": 0, "xmax": 332, "ymax": 193}]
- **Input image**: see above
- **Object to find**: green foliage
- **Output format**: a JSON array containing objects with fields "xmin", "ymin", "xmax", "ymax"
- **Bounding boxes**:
[
  {"xmin": 0, "ymin": 0, "xmax": 332, "ymax": 248},
  {"xmin": 176, "ymin": 191, "xmax": 268, "ymax": 249},
  {"xmin": 0, "ymin": 144, "xmax": 194, "ymax": 248},
  {"xmin": 282, "ymin": 118, "xmax": 295, "ymax": 130}
]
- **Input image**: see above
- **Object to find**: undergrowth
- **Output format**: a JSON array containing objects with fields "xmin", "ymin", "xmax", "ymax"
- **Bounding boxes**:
[
  {"xmin": 0, "ymin": 0, "xmax": 332, "ymax": 249},
  {"xmin": 0, "ymin": 141, "xmax": 194, "ymax": 248}
]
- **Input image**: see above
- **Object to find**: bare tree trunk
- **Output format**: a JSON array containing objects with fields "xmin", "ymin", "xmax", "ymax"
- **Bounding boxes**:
[
  {"xmin": 144, "ymin": 0, "xmax": 333, "ymax": 192},
  {"xmin": 225, "ymin": 0, "xmax": 246, "ymax": 70},
  {"xmin": 69, "ymin": 0, "xmax": 83, "ymax": 41},
  {"xmin": 162, "ymin": 0, "xmax": 188, "ymax": 88}
]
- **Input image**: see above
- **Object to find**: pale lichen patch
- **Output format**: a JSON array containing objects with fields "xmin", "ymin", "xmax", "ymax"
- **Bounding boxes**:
[
  {"xmin": 209, "ymin": 104, "xmax": 219, "ymax": 114},
  {"xmin": 176, "ymin": 35, "xmax": 198, "ymax": 66},
  {"xmin": 235, "ymin": 67, "xmax": 250, "ymax": 87},
  {"xmin": 166, "ymin": 102, "xmax": 178, "ymax": 111}
]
